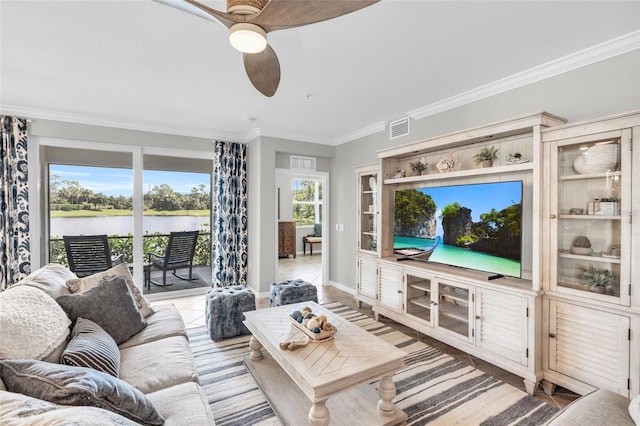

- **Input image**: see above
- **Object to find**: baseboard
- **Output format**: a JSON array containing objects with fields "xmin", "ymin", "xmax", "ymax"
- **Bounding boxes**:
[{"xmin": 327, "ymin": 280, "xmax": 356, "ymax": 295}]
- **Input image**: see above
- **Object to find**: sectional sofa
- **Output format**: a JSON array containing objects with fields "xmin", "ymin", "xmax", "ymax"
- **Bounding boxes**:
[{"xmin": 0, "ymin": 263, "xmax": 214, "ymax": 425}]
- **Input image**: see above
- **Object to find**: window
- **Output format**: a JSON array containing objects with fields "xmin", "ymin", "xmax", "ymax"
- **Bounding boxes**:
[{"xmin": 292, "ymin": 179, "xmax": 322, "ymax": 225}]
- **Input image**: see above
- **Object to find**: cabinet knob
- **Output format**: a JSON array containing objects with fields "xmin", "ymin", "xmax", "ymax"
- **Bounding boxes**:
[
  {"xmin": 431, "ymin": 301, "xmax": 438, "ymax": 306},
  {"xmin": 549, "ymin": 333, "xmax": 556, "ymax": 338},
  {"xmin": 475, "ymin": 315, "xmax": 481, "ymax": 320},
  {"xmin": 549, "ymin": 214, "xmax": 556, "ymax": 219},
  {"xmin": 397, "ymin": 290, "xmax": 403, "ymax": 294}
]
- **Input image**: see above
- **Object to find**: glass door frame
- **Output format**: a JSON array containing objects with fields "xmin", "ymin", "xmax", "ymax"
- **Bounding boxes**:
[{"xmin": 29, "ymin": 136, "xmax": 214, "ymax": 291}]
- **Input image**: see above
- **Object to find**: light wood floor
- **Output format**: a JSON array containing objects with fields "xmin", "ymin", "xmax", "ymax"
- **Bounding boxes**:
[{"xmin": 155, "ymin": 253, "xmax": 579, "ymax": 410}]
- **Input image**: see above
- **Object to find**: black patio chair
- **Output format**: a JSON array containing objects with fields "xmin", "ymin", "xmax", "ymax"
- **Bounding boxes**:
[
  {"xmin": 63, "ymin": 234, "xmax": 123, "ymax": 278},
  {"xmin": 148, "ymin": 231, "xmax": 199, "ymax": 286}
]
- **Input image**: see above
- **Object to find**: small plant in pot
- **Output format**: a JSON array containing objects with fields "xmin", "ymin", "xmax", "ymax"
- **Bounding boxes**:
[
  {"xmin": 408, "ymin": 159, "xmax": 428, "ymax": 176},
  {"xmin": 570, "ymin": 235, "xmax": 592, "ymax": 255},
  {"xmin": 578, "ymin": 266, "xmax": 615, "ymax": 294},
  {"xmin": 473, "ymin": 146, "xmax": 499, "ymax": 167}
]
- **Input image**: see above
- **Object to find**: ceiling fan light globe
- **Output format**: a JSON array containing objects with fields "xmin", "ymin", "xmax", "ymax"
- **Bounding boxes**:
[{"xmin": 229, "ymin": 23, "xmax": 267, "ymax": 54}]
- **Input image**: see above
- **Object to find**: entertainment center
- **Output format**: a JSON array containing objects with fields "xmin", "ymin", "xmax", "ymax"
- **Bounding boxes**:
[{"xmin": 355, "ymin": 111, "xmax": 640, "ymax": 398}]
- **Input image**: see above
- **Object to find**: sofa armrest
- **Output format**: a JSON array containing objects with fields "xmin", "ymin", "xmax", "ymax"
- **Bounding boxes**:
[{"xmin": 545, "ymin": 389, "xmax": 634, "ymax": 426}]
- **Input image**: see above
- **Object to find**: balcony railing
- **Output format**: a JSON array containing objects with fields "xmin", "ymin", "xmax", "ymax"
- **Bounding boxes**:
[{"xmin": 49, "ymin": 232, "xmax": 211, "ymax": 268}]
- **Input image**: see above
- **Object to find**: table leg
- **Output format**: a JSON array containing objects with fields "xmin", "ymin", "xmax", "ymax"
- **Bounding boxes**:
[
  {"xmin": 249, "ymin": 336, "xmax": 264, "ymax": 361},
  {"xmin": 377, "ymin": 375, "xmax": 397, "ymax": 416},
  {"xmin": 308, "ymin": 399, "xmax": 329, "ymax": 426}
]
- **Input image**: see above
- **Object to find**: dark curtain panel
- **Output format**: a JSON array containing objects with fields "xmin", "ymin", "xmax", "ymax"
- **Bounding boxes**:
[
  {"xmin": 0, "ymin": 116, "xmax": 29, "ymax": 289},
  {"xmin": 212, "ymin": 141, "xmax": 248, "ymax": 286}
]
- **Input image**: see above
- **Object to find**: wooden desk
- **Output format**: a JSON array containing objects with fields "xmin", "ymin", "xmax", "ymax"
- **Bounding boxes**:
[
  {"xmin": 243, "ymin": 302, "xmax": 407, "ymax": 426},
  {"xmin": 303, "ymin": 236, "xmax": 322, "ymax": 255}
]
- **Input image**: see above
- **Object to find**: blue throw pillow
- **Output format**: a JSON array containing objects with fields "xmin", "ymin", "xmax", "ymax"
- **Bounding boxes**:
[
  {"xmin": 314, "ymin": 223, "xmax": 322, "ymax": 237},
  {"xmin": 0, "ymin": 359, "xmax": 164, "ymax": 425},
  {"xmin": 61, "ymin": 317, "xmax": 120, "ymax": 377}
]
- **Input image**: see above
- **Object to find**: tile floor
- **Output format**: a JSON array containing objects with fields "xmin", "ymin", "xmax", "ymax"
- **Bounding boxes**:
[{"xmin": 155, "ymin": 254, "xmax": 579, "ymax": 411}]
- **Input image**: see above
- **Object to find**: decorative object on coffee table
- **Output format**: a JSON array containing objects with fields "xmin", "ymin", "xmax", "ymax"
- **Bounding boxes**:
[{"xmin": 570, "ymin": 235, "xmax": 592, "ymax": 255}]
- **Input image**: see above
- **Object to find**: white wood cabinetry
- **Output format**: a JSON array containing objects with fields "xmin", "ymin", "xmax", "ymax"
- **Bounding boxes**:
[
  {"xmin": 356, "ymin": 255, "xmax": 377, "ymax": 307},
  {"xmin": 355, "ymin": 165, "xmax": 380, "ymax": 309},
  {"xmin": 541, "ymin": 111, "xmax": 640, "ymax": 398},
  {"xmin": 378, "ymin": 263, "xmax": 403, "ymax": 315}
]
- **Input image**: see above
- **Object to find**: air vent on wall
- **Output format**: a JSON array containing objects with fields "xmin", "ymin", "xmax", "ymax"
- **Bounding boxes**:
[
  {"xmin": 389, "ymin": 117, "xmax": 410, "ymax": 140},
  {"xmin": 290, "ymin": 155, "xmax": 316, "ymax": 170}
]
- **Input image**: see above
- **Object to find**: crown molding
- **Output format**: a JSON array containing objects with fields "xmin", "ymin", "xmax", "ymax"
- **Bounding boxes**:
[
  {"xmin": 332, "ymin": 121, "xmax": 387, "ymax": 145},
  {"xmin": 0, "ymin": 104, "xmax": 252, "ymax": 143},
  {"xmin": 3, "ymin": 31, "xmax": 638, "ymax": 146},
  {"xmin": 405, "ymin": 30, "xmax": 640, "ymax": 121}
]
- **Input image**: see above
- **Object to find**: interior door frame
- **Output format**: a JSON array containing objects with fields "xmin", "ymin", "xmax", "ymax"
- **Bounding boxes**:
[{"xmin": 275, "ymin": 168, "xmax": 329, "ymax": 285}]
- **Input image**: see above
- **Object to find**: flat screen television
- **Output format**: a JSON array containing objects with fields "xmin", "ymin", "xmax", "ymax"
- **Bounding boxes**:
[{"xmin": 393, "ymin": 180, "xmax": 523, "ymax": 278}]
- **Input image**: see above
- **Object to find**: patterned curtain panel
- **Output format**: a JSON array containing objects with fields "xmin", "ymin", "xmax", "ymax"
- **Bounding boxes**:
[
  {"xmin": 0, "ymin": 116, "xmax": 30, "ymax": 289},
  {"xmin": 212, "ymin": 141, "xmax": 248, "ymax": 286}
]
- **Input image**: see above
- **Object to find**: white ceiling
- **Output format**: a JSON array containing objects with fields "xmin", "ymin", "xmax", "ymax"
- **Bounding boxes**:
[{"xmin": 1, "ymin": 1, "xmax": 639, "ymax": 144}]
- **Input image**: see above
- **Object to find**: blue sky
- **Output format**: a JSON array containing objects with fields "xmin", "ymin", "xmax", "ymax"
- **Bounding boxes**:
[
  {"xmin": 406, "ymin": 181, "xmax": 522, "ymax": 236},
  {"xmin": 50, "ymin": 165, "xmax": 210, "ymax": 197}
]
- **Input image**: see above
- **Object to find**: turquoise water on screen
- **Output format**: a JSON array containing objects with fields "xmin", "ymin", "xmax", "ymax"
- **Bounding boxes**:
[{"xmin": 394, "ymin": 236, "xmax": 521, "ymax": 277}]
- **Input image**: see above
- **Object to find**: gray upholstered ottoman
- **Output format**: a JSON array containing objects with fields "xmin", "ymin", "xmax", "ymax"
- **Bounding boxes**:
[
  {"xmin": 269, "ymin": 279, "xmax": 318, "ymax": 307},
  {"xmin": 205, "ymin": 286, "xmax": 256, "ymax": 341}
]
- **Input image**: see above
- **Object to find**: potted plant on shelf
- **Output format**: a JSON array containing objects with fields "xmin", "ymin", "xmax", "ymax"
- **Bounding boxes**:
[
  {"xmin": 578, "ymin": 266, "xmax": 615, "ymax": 294},
  {"xmin": 408, "ymin": 159, "xmax": 428, "ymax": 176},
  {"xmin": 570, "ymin": 235, "xmax": 592, "ymax": 255},
  {"xmin": 473, "ymin": 146, "xmax": 499, "ymax": 168}
]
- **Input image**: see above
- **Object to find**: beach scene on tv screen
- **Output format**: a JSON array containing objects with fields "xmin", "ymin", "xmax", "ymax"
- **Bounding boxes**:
[{"xmin": 394, "ymin": 181, "xmax": 522, "ymax": 277}]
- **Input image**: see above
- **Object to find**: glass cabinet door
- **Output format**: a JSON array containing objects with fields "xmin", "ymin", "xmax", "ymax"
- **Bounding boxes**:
[
  {"xmin": 357, "ymin": 168, "xmax": 378, "ymax": 254},
  {"xmin": 550, "ymin": 133, "xmax": 630, "ymax": 305},
  {"xmin": 437, "ymin": 280, "xmax": 471, "ymax": 340},
  {"xmin": 405, "ymin": 273, "xmax": 434, "ymax": 325}
]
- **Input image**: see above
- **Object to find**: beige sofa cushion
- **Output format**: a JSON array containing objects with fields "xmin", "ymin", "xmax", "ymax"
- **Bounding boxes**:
[
  {"xmin": 147, "ymin": 382, "xmax": 216, "ymax": 425},
  {"xmin": 16, "ymin": 263, "xmax": 75, "ymax": 299},
  {"xmin": 119, "ymin": 335, "xmax": 198, "ymax": 394},
  {"xmin": 546, "ymin": 389, "xmax": 634, "ymax": 426},
  {"xmin": 119, "ymin": 303, "xmax": 187, "ymax": 349}
]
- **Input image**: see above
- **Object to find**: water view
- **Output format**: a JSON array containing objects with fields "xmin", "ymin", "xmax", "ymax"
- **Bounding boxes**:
[{"xmin": 394, "ymin": 236, "xmax": 521, "ymax": 278}]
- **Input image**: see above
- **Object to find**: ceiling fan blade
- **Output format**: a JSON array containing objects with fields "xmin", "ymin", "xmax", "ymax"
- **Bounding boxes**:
[
  {"xmin": 249, "ymin": 0, "xmax": 380, "ymax": 32},
  {"xmin": 153, "ymin": 0, "xmax": 239, "ymax": 29},
  {"xmin": 243, "ymin": 44, "xmax": 281, "ymax": 97}
]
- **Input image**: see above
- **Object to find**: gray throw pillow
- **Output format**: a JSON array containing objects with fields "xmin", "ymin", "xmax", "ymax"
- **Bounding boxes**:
[
  {"xmin": 62, "ymin": 317, "xmax": 120, "ymax": 377},
  {"xmin": 0, "ymin": 359, "xmax": 164, "ymax": 425},
  {"xmin": 57, "ymin": 277, "xmax": 146, "ymax": 345}
]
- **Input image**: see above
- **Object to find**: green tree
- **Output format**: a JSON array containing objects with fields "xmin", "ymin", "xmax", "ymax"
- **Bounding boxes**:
[{"xmin": 394, "ymin": 189, "xmax": 437, "ymax": 229}]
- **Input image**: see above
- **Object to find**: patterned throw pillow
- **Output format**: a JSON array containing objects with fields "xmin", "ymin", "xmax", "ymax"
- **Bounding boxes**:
[
  {"xmin": 0, "ymin": 359, "xmax": 164, "ymax": 425},
  {"xmin": 66, "ymin": 263, "xmax": 155, "ymax": 317},
  {"xmin": 61, "ymin": 318, "xmax": 120, "ymax": 377},
  {"xmin": 57, "ymin": 277, "xmax": 147, "ymax": 345}
]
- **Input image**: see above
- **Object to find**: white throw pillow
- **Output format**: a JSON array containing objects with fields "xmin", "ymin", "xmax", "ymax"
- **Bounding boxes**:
[
  {"xmin": 66, "ymin": 263, "xmax": 154, "ymax": 317},
  {"xmin": 0, "ymin": 285, "xmax": 71, "ymax": 360}
]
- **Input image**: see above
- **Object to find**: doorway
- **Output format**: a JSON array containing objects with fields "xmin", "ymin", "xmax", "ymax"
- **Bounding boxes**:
[{"xmin": 275, "ymin": 169, "xmax": 328, "ymax": 287}]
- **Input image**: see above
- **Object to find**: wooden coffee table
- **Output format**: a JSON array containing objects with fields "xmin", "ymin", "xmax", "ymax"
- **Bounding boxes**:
[{"xmin": 243, "ymin": 301, "xmax": 407, "ymax": 426}]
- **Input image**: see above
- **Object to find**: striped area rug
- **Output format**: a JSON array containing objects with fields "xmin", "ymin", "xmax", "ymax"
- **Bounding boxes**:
[{"xmin": 187, "ymin": 301, "xmax": 559, "ymax": 426}]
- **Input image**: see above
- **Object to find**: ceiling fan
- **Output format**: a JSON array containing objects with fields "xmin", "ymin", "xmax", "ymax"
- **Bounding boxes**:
[{"xmin": 154, "ymin": 0, "xmax": 379, "ymax": 97}]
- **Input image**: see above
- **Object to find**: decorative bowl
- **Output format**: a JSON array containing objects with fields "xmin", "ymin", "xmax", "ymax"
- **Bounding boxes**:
[
  {"xmin": 570, "ymin": 246, "xmax": 592, "ymax": 255},
  {"xmin": 573, "ymin": 142, "xmax": 619, "ymax": 174}
]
